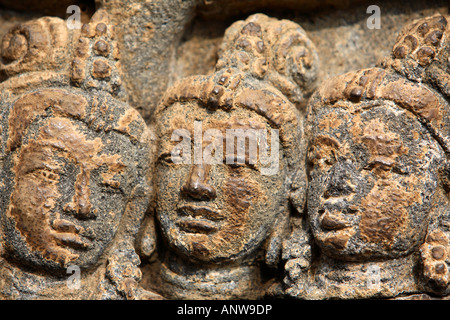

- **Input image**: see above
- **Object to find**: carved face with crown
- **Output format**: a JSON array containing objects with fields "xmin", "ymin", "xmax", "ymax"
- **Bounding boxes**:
[
  {"xmin": 153, "ymin": 13, "xmax": 313, "ymax": 266},
  {"xmin": 1, "ymin": 89, "xmax": 151, "ymax": 272},
  {"xmin": 306, "ymin": 68, "xmax": 447, "ymax": 261}
]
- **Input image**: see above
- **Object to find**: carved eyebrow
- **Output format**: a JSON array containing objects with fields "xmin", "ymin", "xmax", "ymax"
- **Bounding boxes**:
[
  {"xmin": 363, "ymin": 158, "xmax": 411, "ymax": 175},
  {"xmin": 158, "ymin": 139, "xmax": 192, "ymax": 157},
  {"xmin": 312, "ymin": 135, "xmax": 341, "ymax": 149}
]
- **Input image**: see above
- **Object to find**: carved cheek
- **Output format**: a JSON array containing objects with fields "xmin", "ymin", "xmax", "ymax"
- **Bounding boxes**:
[
  {"xmin": 358, "ymin": 180, "xmax": 419, "ymax": 248},
  {"xmin": 217, "ymin": 176, "xmax": 261, "ymax": 246},
  {"xmin": 12, "ymin": 173, "xmax": 60, "ymax": 212},
  {"xmin": 7, "ymin": 173, "xmax": 75, "ymax": 263}
]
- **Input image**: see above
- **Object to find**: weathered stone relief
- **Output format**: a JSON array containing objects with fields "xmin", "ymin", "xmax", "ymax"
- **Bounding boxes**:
[
  {"xmin": 136, "ymin": 13, "xmax": 316, "ymax": 299},
  {"xmin": 283, "ymin": 14, "xmax": 450, "ymax": 299},
  {"xmin": 0, "ymin": 10, "xmax": 159, "ymax": 300},
  {"xmin": 0, "ymin": 0, "xmax": 449, "ymax": 301}
]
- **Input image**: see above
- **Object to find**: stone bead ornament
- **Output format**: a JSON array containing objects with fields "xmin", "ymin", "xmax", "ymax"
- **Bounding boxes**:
[{"xmin": 70, "ymin": 9, "xmax": 126, "ymax": 100}]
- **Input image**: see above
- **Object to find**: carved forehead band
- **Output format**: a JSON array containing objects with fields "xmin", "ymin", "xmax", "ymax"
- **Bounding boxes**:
[
  {"xmin": 313, "ymin": 67, "xmax": 450, "ymax": 154},
  {"xmin": 6, "ymin": 88, "xmax": 148, "ymax": 153},
  {"xmin": 156, "ymin": 70, "xmax": 301, "ymax": 148}
]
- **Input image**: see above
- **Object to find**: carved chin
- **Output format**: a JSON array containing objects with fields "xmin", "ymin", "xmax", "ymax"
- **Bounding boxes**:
[{"xmin": 168, "ymin": 228, "xmax": 253, "ymax": 263}]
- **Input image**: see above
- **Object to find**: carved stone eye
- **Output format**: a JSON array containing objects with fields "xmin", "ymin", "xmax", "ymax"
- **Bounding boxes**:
[{"xmin": 309, "ymin": 148, "xmax": 336, "ymax": 168}]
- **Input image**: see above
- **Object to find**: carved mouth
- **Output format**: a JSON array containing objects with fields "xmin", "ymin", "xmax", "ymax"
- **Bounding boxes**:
[
  {"xmin": 176, "ymin": 218, "xmax": 218, "ymax": 234},
  {"xmin": 55, "ymin": 233, "xmax": 91, "ymax": 250},
  {"xmin": 177, "ymin": 205, "xmax": 225, "ymax": 221},
  {"xmin": 176, "ymin": 206, "xmax": 224, "ymax": 234},
  {"xmin": 51, "ymin": 218, "xmax": 93, "ymax": 250}
]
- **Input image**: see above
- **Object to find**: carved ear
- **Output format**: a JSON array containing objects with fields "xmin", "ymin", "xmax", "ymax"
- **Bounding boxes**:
[
  {"xmin": 265, "ymin": 165, "xmax": 307, "ymax": 268},
  {"xmin": 288, "ymin": 168, "xmax": 307, "ymax": 215},
  {"xmin": 265, "ymin": 204, "xmax": 290, "ymax": 269},
  {"xmin": 136, "ymin": 212, "xmax": 157, "ymax": 260}
]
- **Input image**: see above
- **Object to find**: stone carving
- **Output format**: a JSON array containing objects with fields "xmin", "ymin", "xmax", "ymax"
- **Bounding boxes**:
[
  {"xmin": 0, "ymin": 10, "xmax": 159, "ymax": 300},
  {"xmin": 0, "ymin": 16, "xmax": 72, "ymax": 78},
  {"xmin": 140, "ymin": 13, "xmax": 317, "ymax": 299},
  {"xmin": 382, "ymin": 13, "xmax": 450, "ymax": 298},
  {"xmin": 0, "ymin": 0, "xmax": 449, "ymax": 301},
  {"xmin": 0, "ymin": 15, "xmax": 77, "ymax": 94},
  {"xmin": 283, "ymin": 14, "xmax": 450, "ymax": 299},
  {"xmin": 70, "ymin": 10, "xmax": 126, "ymax": 100}
]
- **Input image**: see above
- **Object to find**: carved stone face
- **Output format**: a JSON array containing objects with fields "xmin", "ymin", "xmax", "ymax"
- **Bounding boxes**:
[
  {"xmin": 307, "ymin": 104, "xmax": 443, "ymax": 260},
  {"xmin": 156, "ymin": 101, "xmax": 287, "ymax": 263},
  {"xmin": 3, "ymin": 116, "xmax": 134, "ymax": 270}
]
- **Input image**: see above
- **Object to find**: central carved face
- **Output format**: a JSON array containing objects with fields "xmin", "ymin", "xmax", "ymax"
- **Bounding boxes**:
[
  {"xmin": 307, "ymin": 105, "xmax": 442, "ymax": 261},
  {"xmin": 3, "ymin": 116, "xmax": 130, "ymax": 270},
  {"xmin": 156, "ymin": 101, "xmax": 286, "ymax": 263}
]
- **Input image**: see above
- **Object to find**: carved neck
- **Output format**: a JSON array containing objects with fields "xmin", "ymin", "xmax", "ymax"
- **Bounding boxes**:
[
  {"xmin": 0, "ymin": 257, "xmax": 114, "ymax": 300},
  {"xmin": 290, "ymin": 253, "xmax": 420, "ymax": 299},
  {"xmin": 157, "ymin": 250, "xmax": 265, "ymax": 299}
]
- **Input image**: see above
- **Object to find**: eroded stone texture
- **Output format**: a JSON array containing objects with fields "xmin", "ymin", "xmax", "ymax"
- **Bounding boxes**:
[
  {"xmin": 380, "ymin": 13, "xmax": 450, "ymax": 297},
  {"xmin": 70, "ymin": 10, "xmax": 126, "ymax": 100},
  {"xmin": 0, "ymin": 15, "xmax": 78, "ymax": 91},
  {"xmin": 98, "ymin": 0, "xmax": 199, "ymax": 122},
  {"xmin": 216, "ymin": 13, "xmax": 319, "ymax": 107},
  {"xmin": 0, "ymin": 11, "xmax": 159, "ymax": 300},
  {"xmin": 0, "ymin": 0, "xmax": 95, "ymax": 20},
  {"xmin": 98, "ymin": 0, "xmax": 447, "ymax": 124},
  {"xmin": 138, "ymin": 13, "xmax": 315, "ymax": 299},
  {"xmin": 0, "ymin": 0, "xmax": 449, "ymax": 301}
]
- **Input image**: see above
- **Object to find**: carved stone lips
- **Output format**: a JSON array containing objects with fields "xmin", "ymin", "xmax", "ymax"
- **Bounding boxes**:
[
  {"xmin": 176, "ymin": 205, "xmax": 225, "ymax": 234},
  {"xmin": 52, "ymin": 218, "xmax": 93, "ymax": 250},
  {"xmin": 177, "ymin": 219, "xmax": 218, "ymax": 234}
]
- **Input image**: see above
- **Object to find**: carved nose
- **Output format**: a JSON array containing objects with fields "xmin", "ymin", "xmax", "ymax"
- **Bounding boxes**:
[
  {"xmin": 181, "ymin": 164, "xmax": 216, "ymax": 200},
  {"xmin": 63, "ymin": 197, "xmax": 93, "ymax": 219},
  {"xmin": 63, "ymin": 170, "xmax": 95, "ymax": 219},
  {"xmin": 324, "ymin": 163, "xmax": 356, "ymax": 199}
]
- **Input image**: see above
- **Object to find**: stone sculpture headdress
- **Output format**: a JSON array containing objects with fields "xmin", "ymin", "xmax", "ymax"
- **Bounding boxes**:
[
  {"xmin": 0, "ymin": 9, "xmax": 155, "ymax": 299},
  {"xmin": 216, "ymin": 13, "xmax": 319, "ymax": 107},
  {"xmin": 0, "ymin": 9, "xmax": 126, "ymax": 100},
  {"xmin": 310, "ymin": 66, "xmax": 450, "ymax": 156}
]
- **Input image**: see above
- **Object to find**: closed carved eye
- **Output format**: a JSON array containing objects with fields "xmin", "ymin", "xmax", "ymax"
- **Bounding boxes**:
[
  {"xmin": 158, "ymin": 152, "xmax": 180, "ymax": 165},
  {"xmin": 362, "ymin": 159, "xmax": 409, "ymax": 175},
  {"xmin": 308, "ymin": 146, "xmax": 337, "ymax": 168},
  {"xmin": 30, "ymin": 168, "xmax": 60, "ymax": 182}
]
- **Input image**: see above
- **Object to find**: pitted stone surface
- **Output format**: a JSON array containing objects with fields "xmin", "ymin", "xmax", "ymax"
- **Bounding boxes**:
[{"xmin": 0, "ymin": 0, "xmax": 449, "ymax": 301}]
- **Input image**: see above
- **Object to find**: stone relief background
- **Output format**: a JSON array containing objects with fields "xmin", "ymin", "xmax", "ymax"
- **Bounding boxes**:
[{"xmin": 0, "ymin": 0, "xmax": 448, "ymax": 300}]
